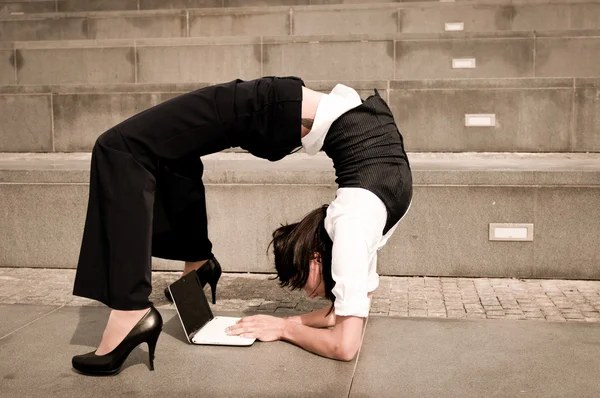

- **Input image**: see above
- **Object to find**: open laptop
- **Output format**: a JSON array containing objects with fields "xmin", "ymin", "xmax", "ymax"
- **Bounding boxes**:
[{"xmin": 168, "ymin": 272, "xmax": 256, "ymax": 346}]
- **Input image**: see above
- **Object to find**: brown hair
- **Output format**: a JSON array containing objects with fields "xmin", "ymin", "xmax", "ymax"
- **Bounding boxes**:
[{"xmin": 270, "ymin": 205, "xmax": 336, "ymax": 305}]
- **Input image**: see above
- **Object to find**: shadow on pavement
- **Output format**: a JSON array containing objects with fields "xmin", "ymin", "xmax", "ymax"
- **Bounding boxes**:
[{"xmin": 160, "ymin": 312, "xmax": 188, "ymax": 344}]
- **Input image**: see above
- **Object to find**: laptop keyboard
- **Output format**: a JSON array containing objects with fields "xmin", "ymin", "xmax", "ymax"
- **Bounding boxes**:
[{"xmin": 192, "ymin": 316, "xmax": 256, "ymax": 345}]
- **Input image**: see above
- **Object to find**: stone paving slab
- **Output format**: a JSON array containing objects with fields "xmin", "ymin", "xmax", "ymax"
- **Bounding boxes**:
[
  {"xmin": 0, "ymin": 304, "xmax": 59, "ymax": 337},
  {"xmin": 1, "ymin": 268, "xmax": 599, "ymax": 323},
  {"xmin": 351, "ymin": 316, "xmax": 600, "ymax": 397},
  {"xmin": 2, "ymin": 304, "xmax": 600, "ymax": 397},
  {"xmin": 0, "ymin": 306, "xmax": 355, "ymax": 398}
]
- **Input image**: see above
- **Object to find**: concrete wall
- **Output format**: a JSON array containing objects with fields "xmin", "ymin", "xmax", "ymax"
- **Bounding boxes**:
[
  {"xmin": 575, "ymin": 79, "xmax": 600, "ymax": 151},
  {"xmin": 0, "ymin": 1, "xmax": 56, "ymax": 14},
  {"xmin": 3, "ymin": 32, "xmax": 599, "ymax": 85},
  {"xmin": 389, "ymin": 79, "xmax": 582, "ymax": 152},
  {"xmin": 1, "ymin": 152, "xmax": 599, "ymax": 279},
  {"xmin": 0, "ymin": 44, "xmax": 15, "ymax": 84},
  {"xmin": 1, "ymin": 78, "xmax": 598, "ymax": 153},
  {"xmin": 2, "ymin": 0, "xmax": 599, "ymax": 14},
  {"xmin": 2, "ymin": 3, "xmax": 600, "ymax": 41}
]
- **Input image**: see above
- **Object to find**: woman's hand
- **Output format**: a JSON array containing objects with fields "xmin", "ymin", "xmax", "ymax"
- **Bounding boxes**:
[{"xmin": 226, "ymin": 315, "xmax": 286, "ymax": 342}]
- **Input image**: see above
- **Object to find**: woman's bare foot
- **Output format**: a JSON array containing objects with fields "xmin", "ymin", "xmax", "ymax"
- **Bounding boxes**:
[
  {"xmin": 95, "ymin": 308, "xmax": 150, "ymax": 356},
  {"xmin": 182, "ymin": 259, "xmax": 208, "ymax": 277}
]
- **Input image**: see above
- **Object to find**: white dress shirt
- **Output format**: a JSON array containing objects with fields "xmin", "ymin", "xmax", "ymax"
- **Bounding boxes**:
[{"xmin": 302, "ymin": 84, "xmax": 407, "ymax": 318}]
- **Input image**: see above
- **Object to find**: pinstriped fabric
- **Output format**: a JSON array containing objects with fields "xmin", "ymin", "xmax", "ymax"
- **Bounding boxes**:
[{"xmin": 323, "ymin": 92, "xmax": 412, "ymax": 235}]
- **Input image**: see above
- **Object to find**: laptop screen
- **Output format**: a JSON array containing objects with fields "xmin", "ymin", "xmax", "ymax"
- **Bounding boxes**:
[{"xmin": 168, "ymin": 272, "xmax": 214, "ymax": 339}]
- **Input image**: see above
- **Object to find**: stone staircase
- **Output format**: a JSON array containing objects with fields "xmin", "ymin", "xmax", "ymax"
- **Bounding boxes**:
[
  {"xmin": 0, "ymin": 0, "xmax": 598, "ymax": 278},
  {"xmin": 2, "ymin": 1, "xmax": 600, "ymax": 41}
]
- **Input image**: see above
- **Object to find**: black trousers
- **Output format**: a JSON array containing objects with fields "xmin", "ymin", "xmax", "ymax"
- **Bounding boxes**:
[{"xmin": 72, "ymin": 77, "xmax": 303, "ymax": 310}]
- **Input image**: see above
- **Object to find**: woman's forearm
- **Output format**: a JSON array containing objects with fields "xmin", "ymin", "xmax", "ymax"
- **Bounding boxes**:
[
  {"xmin": 281, "ymin": 315, "xmax": 363, "ymax": 361},
  {"xmin": 287, "ymin": 304, "xmax": 336, "ymax": 328}
]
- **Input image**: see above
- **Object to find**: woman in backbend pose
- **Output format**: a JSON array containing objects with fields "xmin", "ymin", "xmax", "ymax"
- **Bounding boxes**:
[{"xmin": 71, "ymin": 76, "xmax": 412, "ymax": 375}]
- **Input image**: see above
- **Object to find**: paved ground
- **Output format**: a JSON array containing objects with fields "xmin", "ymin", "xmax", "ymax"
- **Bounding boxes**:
[
  {"xmin": 2, "ymin": 305, "xmax": 600, "ymax": 397},
  {"xmin": 1, "ymin": 268, "xmax": 600, "ymax": 322},
  {"xmin": 2, "ymin": 268, "xmax": 600, "ymax": 397}
]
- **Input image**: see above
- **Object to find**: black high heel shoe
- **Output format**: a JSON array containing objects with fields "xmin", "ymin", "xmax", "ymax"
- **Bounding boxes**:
[
  {"xmin": 72, "ymin": 306, "xmax": 163, "ymax": 376},
  {"xmin": 164, "ymin": 256, "xmax": 222, "ymax": 304}
]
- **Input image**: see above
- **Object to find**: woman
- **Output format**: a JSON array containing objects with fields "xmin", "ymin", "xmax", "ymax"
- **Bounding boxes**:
[
  {"xmin": 227, "ymin": 84, "xmax": 412, "ymax": 360},
  {"xmin": 71, "ymin": 76, "xmax": 411, "ymax": 375}
]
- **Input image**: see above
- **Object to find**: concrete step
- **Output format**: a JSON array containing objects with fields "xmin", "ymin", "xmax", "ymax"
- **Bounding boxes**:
[
  {"xmin": 1, "ymin": 152, "xmax": 599, "ymax": 279},
  {"xmin": 2, "ymin": 30, "xmax": 599, "ymax": 85},
  {"xmin": 1, "ymin": 78, "xmax": 598, "ymax": 153},
  {"xmin": 0, "ymin": 0, "xmax": 431, "ymax": 14},
  {"xmin": 2, "ymin": 0, "xmax": 599, "ymax": 14},
  {"xmin": 2, "ymin": 2, "xmax": 600, "ymax": 41}
]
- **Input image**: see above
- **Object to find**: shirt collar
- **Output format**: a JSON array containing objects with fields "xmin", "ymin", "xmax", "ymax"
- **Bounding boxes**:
[{"xmin": 301, "ymin": 84, "xmax": 362, "ymax": 155}]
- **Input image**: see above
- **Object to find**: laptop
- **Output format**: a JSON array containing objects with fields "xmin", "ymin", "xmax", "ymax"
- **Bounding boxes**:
[{"xmin": 168, "ymin": 272, "xmax": 256, "ymax": 346}]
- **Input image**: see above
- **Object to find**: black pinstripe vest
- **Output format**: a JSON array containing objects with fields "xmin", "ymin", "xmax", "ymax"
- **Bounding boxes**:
[{"xmin": 322, "ymin": 91, "xmax": 412, "ymax": 235}]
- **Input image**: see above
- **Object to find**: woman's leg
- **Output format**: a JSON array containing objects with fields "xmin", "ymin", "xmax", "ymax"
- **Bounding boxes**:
[
  {"xmin": 74, "ymin": 84, "xmax": 232, "ymax": 307},
  {"xmin": 72, "ymin": 85, "xmax": 233, "ymax": 358},
  {"xmin": 152, "ymin": 156, "xmax": 213, "ymax": 268},
  {"xmin": 153, "ymin": 156, "xmax": 225, "ymax": 305},
  {"xmin": 73, "ymin": 128, "xmax": 158, "ymax": 356},
  {"xmin": 73, "ymin": 128, "xmax": 156, "ymax": 310}
]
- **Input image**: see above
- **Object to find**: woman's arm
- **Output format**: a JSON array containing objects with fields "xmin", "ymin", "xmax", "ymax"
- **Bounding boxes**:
[
  {"xmin": 287, "ymin": 292, "xmax": 374, "ymax": 328},
  {"xmin": 286, "ymin": 304, "xmax": 336, "ymax": 328},
  {"xmin": 281, "ymin": 315, "xmax": 363, "ymax": 361},
  {"xmin": 227, "ymin": 313, "xmax": 364, "ymax": 361},
  {"xmin": 228, "ymin": 294, "xmax": 372, "ymax": 361},
  {"xmin": 283, "ymin": 294, "xmax": 372, "ymax": 359}
]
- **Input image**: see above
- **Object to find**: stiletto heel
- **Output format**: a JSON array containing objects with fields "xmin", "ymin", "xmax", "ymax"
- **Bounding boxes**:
[
  {"xmin": 147, "ymin": 329, "xmax": 160, "ymax": 371},
  {"xmin": 209, "ymin": 281, "xmax": 217, "ymax": 305},
  {"xmin": 165, "ymin": 255, "xmax": 222, "ymax": 304},
  {"xmin": 72, "ymin": 306, "xmax": 163, "ymax": 376},
  {"xmin": 201, "ymin": 256, "xmax": 221, "ymax": 304}
]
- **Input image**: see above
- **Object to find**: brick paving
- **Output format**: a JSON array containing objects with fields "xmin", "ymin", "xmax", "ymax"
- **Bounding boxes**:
[{"xmin": 1, "ymin": 268, "xmax": 600, "ymax": 322}]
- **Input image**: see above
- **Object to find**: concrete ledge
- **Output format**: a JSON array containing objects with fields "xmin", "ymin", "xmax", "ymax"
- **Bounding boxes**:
[
  {"xmin": 5, "ymin": 30, "xmax": 552, "ymax": 48},
  {"xmin": 6, "ymin": 77, "xmax": 594, "ymax": 93},
  {"xmin": 1, "ymin": 1, "xmax": 599, "ymax": 40},
  {"xmin": 1, "ymin": 152, "xmax": 600, "ymax": 186},
  {"xmin": 8, "ymin": 30, "xmax": 550, "ymax": 46},
  {"xmin": 1, "ymin": 152, "xmax": 599, "ymax": 279},
  {"xmin": 3, "ymin": 30, "xmax": 599, "ymax": 85},
  {"xmin": 1, "ymin": 0, "xmax": 599, "ymax": 14},
  {"xmin": 390, "ymin": 77, "xmax": 577, "ymax": 89},
  {"xmin": 0, "ymin": 80, "xmax": 391, "ymax": 94},
  {"xmin": 1, "ymin": 78, "xmax": 598, "ymax": 153},
  {"xmin": 0, "ymin": 1, "xmax": 56, "ymax": 15}
]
